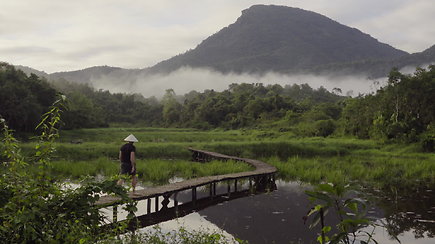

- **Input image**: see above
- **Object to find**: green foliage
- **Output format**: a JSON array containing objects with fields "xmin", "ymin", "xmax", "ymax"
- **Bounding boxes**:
[
  {"xmin": 50, "ymin": 78, "xmax": 342, "ymax": 130},
  {"xmin": 342, "ymin": 66, "xmax": 435, "ymax": 144},
  {"xmin": 0, "ymin": 97, "xmax": 136, "ymax": 243},
  {"xmin": 305, "ymin": 183, "xmax": 391, "ymax": 244},
  {"xmin": 46, "ymin": 158, "xmax": 252, "ymax": 185},
  {"xmin": 0, "ymin": 62, "xmax": 57, "ymax": 133},
  {"xmin": 19, "ymin": 126, "xmax": 434, "ymax": 191},
  {"xmin": 162, "ymin": 89, "xmax": 183, "ymax": 126},
  {"xmin": 117, "ymin": 225, "xmax": 240, "ymax": 244},
  {"xmin": 5, "ymin": 61, "xmax": 433, "ymax": 148},
  {"xmin": 269, "ymin": 151, "xmax": 435, "ymax": 188},
  {"xmin": 62, "ymin": 91, "xmax": 108, "ymax": 129}
]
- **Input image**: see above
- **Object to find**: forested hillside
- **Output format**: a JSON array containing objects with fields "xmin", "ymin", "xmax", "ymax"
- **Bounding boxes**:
[
  {"xmin": 150, "ymin": 4, "xmax": 407, "ymax": 74},
  {"xmin": 0, "ymin": 62, "xmax": 57, "ymax": 132},
  {"xmin": 1, "ymin": 62, "xmax": 434, "ymax": 150}
]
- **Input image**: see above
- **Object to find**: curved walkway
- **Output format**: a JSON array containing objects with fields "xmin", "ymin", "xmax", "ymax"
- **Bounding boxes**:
[{"xmin": 97, "ymin": 148, "xmax": 277, "ymax": 206}]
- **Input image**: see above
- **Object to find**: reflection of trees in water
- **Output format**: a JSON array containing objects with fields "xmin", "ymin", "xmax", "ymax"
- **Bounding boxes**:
[{"xmin": 375, "ymin": 185, "xmax": 435, "ymax": 239}]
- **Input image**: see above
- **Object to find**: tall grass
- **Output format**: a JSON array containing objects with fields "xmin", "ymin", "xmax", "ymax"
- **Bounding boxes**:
[
  {"xmin": 268, "ymin": 154, "xmax": 435, "ymax": 188},
  {"xmin": 19, "ymin": 137, "xmax": 376, "ymax": 161},
  {"xmin": 16, "ymin": 127, "xmax": 434, "ymax": 188},
  {"xmin": 58, "ymin": 127, "xmax": 251, "ymax": 143},
  {"xmin": 49, "ymin": 158, "xmax": 252, "ymax": 184},
  {"xmin": 50, "ymin": 157, "xmax": 119, "ymax": 178}
]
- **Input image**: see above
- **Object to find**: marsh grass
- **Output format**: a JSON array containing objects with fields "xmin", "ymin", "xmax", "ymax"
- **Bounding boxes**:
[
  {"xmin": 49, "ymin": 158, "xmax": 253, "ymax": 184},
  {"xmin": 16, "ymin": 127, "xmax": 434, "ymax": 188},
  {"xmin": 50, "ymin": 157, "xmax": 119, "ymax": 178},
  {"xmin": 20, "ymin": 137, "xmax": 375, "ymax": 162},
  {"xmin": 58, "ymin": 127, "xmax": 251, "ymax": 144},
  {"xmin": 139, "ymin": 159, "xmax": 252, "ymax": 184},
  {"xmin": 269, "ymin": 153, "xmax": 435, "ymax": 187},
  {"xmin": 19, "ymin": 128, "xmax": 380, "ymax": 160}
]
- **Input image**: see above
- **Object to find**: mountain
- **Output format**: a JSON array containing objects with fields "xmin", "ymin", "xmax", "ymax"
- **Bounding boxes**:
[
  {"xmin": 309, "ymin": 44, "xmax": 435, "ymax": 77},
  {"xmin": 13, "ymin": 5, "xmax": 435, "ymax": 85},
  {"xmin": 394, "ymin": 44, "xmax": 435, "ymax": 68},
  {"xmin": 149, "ymin": 4, "xmax": 408, "ymax": 74},
  {"xmin": 14, "ymin": 65, "xmax": 50, "ymax": 79},
  {"xmin": 49, "ymin": 66, "xmax": 129, "ymax": 84}
]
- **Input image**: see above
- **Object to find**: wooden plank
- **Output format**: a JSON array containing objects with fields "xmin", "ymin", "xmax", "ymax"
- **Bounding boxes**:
[{"xmin": 96, "ymin": 148, "xmax": 277, "ymax": 206}]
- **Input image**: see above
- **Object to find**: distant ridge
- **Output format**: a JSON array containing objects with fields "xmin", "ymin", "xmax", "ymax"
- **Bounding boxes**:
[{"xmin": 50, "ymin": 66, "xmax": 125, "ymax": 84}]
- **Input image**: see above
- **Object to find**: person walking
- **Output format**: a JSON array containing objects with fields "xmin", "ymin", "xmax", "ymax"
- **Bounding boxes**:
[{"xmin": 118, "ymin": 134, "xmax": 138, "ymax": 192}]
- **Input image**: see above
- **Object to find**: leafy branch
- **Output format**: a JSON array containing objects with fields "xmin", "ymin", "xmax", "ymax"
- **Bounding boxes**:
[
  {"xmin": 304, "ymin": 183, "xmax": 397, "ymax": 244},
  {"xmin": 0, "ymin": 95, "xmax": 137, "ymax": 243}
]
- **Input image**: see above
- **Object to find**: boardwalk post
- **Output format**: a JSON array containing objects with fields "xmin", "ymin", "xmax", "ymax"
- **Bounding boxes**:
[
  {"xmin": 234, "ymin": 179, "xmax": 238, "ymax": 192},
  {"xmin": 227, "ymin": 180, "xmax": 231, "ymax": 196},
  {"xmin": 161, "ymin": 194, "xmax": 170, "ymax": 211},
  {"xmin": 113, "ymin": 205, "xmax": 118, "ymax": 222},
  {"xmin": 147, "ymin": 198, "xmax": 151, "ymax": 214},
  {"xmin": 155, "ymin": 196, "xmax": 159, "ymax": 212},
  {"xmin": 209, "ymin": 183, "xmax": 213, "ymax": 199},
  {"xmin": 192, "ymin": 187, "xmax": 197, "ymax": 206}
]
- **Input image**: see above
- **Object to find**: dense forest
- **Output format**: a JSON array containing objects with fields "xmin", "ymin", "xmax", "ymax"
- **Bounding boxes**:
[{"xmin": 0, "ymin": 62, "xmax": 434, "ymax": 150}]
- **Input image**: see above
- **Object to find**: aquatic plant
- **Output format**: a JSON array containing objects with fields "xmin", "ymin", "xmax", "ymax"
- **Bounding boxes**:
[
  {"xmin": 305, "ymin": 183, "xmax": 400, "ymax": 244},
  {"xmin": 111, "ymin": 225, "xmax": 244, "ymax": 244}
]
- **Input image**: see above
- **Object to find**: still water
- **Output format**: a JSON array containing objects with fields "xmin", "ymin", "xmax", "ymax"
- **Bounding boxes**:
[{"xmin": 111, "ymin": 180, "xmax": 435, "ymax": 244}]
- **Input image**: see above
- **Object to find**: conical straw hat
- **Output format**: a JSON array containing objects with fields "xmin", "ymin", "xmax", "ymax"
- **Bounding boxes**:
[{"xmin": 124, "ymin": 134, "xmax": 138, "ymax": 142}]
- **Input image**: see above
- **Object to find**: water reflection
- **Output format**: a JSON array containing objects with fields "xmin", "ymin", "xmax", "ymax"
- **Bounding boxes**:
[
  {"xmin": 191, "ymin": 181, "xmax": 320, "ymax": 244},
  {"xmin": 102, "ymin": 180, "xmax": 434, "ymax": 244},
  {"xmin": 370, "ymin": 185, "xmax": 435, "ymax": 242},
  {"xmin": 180, "ymin": 181, "xmax": 434, "ymax": 244}
]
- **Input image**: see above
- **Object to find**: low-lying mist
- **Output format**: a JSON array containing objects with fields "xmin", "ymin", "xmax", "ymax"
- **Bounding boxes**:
[{"xmin": 90, "ymin": 67, "xmax": 387, "ymax": 98}]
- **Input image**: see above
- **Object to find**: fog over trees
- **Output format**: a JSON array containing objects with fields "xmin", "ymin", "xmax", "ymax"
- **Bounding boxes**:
[{"xmin": 1, "ymin": 62, "xmax": 433, "ymax": 151}]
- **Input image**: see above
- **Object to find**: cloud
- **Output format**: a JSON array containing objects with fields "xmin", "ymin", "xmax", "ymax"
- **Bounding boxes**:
[
  {"xmin": 0, "ymin": 46, "xmax": 53, "ymax": 55},
  {"xmin": 1, "ymin": 0, "xmax": 434, "ymax": 73},
  {"xmin": 354, "ymin": 0, "xmax": 435, "ymax": 53},
  {"xmin": 89, "ymin": 67, "xmax": 383, "ymax": 98}
]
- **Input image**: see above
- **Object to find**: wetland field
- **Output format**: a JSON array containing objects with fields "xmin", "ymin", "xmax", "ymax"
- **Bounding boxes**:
[{"xmin": 15, "ymin": 127, "xmax": 434, "ymax": 243}]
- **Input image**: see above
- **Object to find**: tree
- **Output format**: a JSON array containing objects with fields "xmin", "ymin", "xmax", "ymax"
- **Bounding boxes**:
[
  {"xmin": 341, "ymin": 66, "xmax": 435, "ymax": 142},
  {"xmin": 162, "ymin": 89, "xmax": 182, "ymax": 126},
  {"xmin": 0, "ymin": 63, "xmax": 57, "ymax": 133}
]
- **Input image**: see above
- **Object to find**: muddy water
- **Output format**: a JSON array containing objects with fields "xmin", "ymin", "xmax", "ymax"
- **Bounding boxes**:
[{"xmin": 109, "ymin": 180, "xmax": 435, "ymax": 244}]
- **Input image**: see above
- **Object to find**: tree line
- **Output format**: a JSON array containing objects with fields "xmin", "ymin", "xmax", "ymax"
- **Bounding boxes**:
[
  {"xmin": 341, "ymin": 66, "xmax": 434, "ymax": 149},
  {"xmin": 1, "ymin": 62, "xmax": 433, "ymax": 149}
]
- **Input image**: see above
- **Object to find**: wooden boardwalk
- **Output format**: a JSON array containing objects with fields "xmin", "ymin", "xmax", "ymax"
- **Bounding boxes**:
[{"xmin": 96, "ymin": 148, "xmax": 277, "ymax": 228}]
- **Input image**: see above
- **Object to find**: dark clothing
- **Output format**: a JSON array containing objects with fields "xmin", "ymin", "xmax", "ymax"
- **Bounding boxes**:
[
  {"xmin": 120, "ymin": 143, "xmax": 136, "ymax": 175},
  {"xmin": 120, "ymin": 143, "xmax": 136, "ymax": 163},
  {"xmin": 120, "ymin": 162, "xmax": 136, "ymax": 175}
]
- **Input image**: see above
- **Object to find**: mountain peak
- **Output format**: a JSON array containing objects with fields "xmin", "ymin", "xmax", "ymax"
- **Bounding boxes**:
[{"xmin": 150, "ymin": 5, "xmax": 408, "ymax": 74}]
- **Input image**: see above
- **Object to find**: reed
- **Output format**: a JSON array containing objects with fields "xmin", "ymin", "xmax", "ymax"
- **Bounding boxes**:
[
  {"xmin": 15, "ymin": 127, "xmax": 433, "ymax": 188},
  {"xmin": 48, "ymin": 158, "xmax": 252, "ymax": 184},
  {"xmin": 268, "ymin": 154, "xmax": 435, "ymax": 187}
]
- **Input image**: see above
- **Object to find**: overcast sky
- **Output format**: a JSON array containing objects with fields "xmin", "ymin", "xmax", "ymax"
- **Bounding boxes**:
[{"xmin": 1, "ymin": 0, "xmax": 434, "ymax": 73}]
